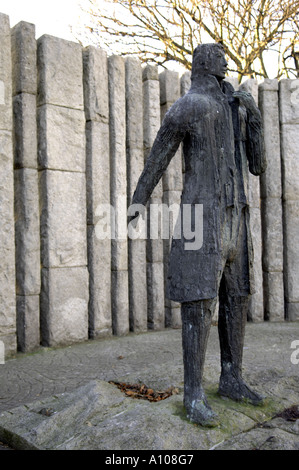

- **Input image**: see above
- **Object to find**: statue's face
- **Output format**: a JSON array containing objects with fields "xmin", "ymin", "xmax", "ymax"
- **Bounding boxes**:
[
  {"xmin": 208, "ymin": 48, "xmax": 228, "ymax": 80},
  {"xmin": 192, "ymin": 44, "xmax": 228, "ymax": 81}
]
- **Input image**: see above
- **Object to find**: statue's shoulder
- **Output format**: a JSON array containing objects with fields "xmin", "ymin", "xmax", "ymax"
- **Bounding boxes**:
[
  {"xmin": 182, "ymin": 89, "xmax": 211, "ymax": 115},
  {"xmin": 162, "ymin": 90, "xmax": 210, "ymax": 131},
  {"xmin": 170, "ymin": 91, "xmax": 209, "ymax": 115},
  {"xmin": 162, "ymin": 94, "xmax": 192, "ymax": 124}
]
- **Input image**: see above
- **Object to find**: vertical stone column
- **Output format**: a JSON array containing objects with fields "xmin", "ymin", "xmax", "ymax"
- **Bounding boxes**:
[
  {"xmin": 279, "ymin": 79, "xmax": 299, "ymax": 321},
  {"xmin": 239, "ymin": 79, "xmax": 264, "ymax": 321},
  {"xmin": 259, "ymin": 79, "xmax": 284, "ymax": 321},
  {"xmin": 126, "ymin": 57, "xmax": 147, "ymax": 332},
  {"xmin": 11, "ymin": 21, "xmax": 41, "ymax": 352},
  {"xmin": 159, "ymin": 70, "xmax": 183, "ymax": 328},
  {"xmin": 0, "ymin": 14, "xmax": 16, "ymax": 357},
  {"xmin": 181, "ymin": 71, "xmax": 191, "ymax": 96},
  {"xmin": 108, "ymin": 55, "xmax": 129, "ymax": 336},
  {"xmin": 83, "ymin": 46, "xmax": 112, "ymax": 338},
  {"xmin": 143, "ymin": 65, "xmax": 165, "ymax": 330},
  {"xmin": 37, "ymin": 35, "xmax": 89, "ymax": 346}
]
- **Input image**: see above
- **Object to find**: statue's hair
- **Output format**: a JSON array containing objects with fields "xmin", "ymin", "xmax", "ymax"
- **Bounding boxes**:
[{"xmin": 191, "ymin": 43, "xmax": 225, "ymax": 79}]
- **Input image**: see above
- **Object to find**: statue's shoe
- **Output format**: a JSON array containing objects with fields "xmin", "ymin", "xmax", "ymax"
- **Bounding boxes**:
[
  {"xmin": 218, "ymin": 374, "xmax": 265, "ymax": 406},
  {"xmin": 185, "ymin": 396, "xmax": 220, "ymax": 427}
]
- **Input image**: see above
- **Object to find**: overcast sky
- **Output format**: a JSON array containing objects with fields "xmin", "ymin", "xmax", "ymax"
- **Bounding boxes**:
[{"xmin": 0, "ymin": 0, "xmax": 84, "ymax": 40}]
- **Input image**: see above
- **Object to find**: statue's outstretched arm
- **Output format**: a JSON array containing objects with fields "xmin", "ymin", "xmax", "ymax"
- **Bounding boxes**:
[{"xmin": 131, "ymin": 112, "xmax": 185, "ymax": 210}]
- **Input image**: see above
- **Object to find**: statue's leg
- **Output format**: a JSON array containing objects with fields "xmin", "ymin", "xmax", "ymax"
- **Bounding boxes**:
[
  {"xmin": 181, "ymin": 299, "xmax": 219, "ymax": 426},
  {"xmin": 217, "ymin": 278, "xmax": 264, "ymax": 405}
]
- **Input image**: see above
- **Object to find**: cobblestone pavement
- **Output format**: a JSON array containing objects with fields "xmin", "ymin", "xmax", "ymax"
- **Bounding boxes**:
[{"xmin": 0, "ymin": 322, "xmax": 298, "ymax": 450}]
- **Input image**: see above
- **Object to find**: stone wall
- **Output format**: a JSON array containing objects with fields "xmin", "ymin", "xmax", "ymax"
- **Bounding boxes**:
[
  {"xmin": 279, "ymin": 79, "xmax": 299, "ymax": 321},
  {"xmin": 0, "ymin": 14, "xmax": 298, "ymax": 358}
]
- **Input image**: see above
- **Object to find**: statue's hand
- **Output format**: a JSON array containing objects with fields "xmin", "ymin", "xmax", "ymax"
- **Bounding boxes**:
[
  {"xmin": 233, "ymin": 91, "xmax": 257, "ymax": 113},
  {"xmin": 128, "ymin": 205, "xmax": 146, "ymax": 229},
  {"xmin": 127, "ymin": 213, "xmax": 140, "ymax": 229}
]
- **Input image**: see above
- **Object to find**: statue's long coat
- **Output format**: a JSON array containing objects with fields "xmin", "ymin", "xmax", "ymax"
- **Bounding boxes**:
[{"xmin": 131, "ymin": 74, "xmax": 266, "ymax": 302}]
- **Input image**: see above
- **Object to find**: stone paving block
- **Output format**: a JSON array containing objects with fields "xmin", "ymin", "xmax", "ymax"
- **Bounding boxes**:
[
  {"xmin": 160, "ymin": 71, "xmax": 183, "ymax": 193},
  {"xmin": 37, "ymin": 35, "xmax": 84, "ymax": 110},
  {"xmin": 16, "ymin": 295, "xmax": 40, "ymax": 352},
  {"xmin": 14, "ymin": 168, "xmax": 40, "ymax": 295},
  {"xmin": 259, "ymin": 80, "xmax": 281, "ymax": 199},
  {"xmin": 143, "ymin": 65, "xmax": 160, "ymax": 155},
  {"xmin": 259, "ymin": 78, "xmax": 279, "ymax": 92},
  {"xmin": 0, "ymin": 333, "xmax": 16, "ymax": 360},
  {"xmin": 83, "ymin": 46, "xmax": 109, "ymax": 123},
  {"xmin": 108, "ymin": 55, "xmax": 126, "ymax": 163},
  {"xmin": 147, "ymin": 262, "xmax": 165, "ymax": 330},
  {"xmin": 165, "ymin": 303, "xmax": 181, "ymax": 329},
  {"xmin": 111, "ymin": 270, "xmax": 129, "ymax": 337},
  {"xmin": 280, "ymin": 123, "xmax": 299, "ymax": 201},
  {"xmin": 11, "ymin": 21, "xmax": 37, "ymax": 96},
  {"xmin": 283, "ymin": 199, "xmax": 299, "ymax": 304},
  {"xmin": 0, "ymin": 129, "xmax": 16, "ymax": 356},
  {"xmin": 143, "ymin": 76, "xmax": 163, "ymax": 196},
  {"xmin": 240, "ymin": 78, "xmax": 258, "ymax": 104},
  {"xmin": 40, "ymin": 267, "xmax": 89, "ymax": 347},
  {"xmin": 142, "ymin": 64, "xmax": 159, "ymax": 82},
  {"xmin": 125, "ymin": 57, "xmax": 147, "ymax": 333},
  {"xmin": 181, "ymin": 71, "xmax": 191, "ymax": 96},
  {"xmin": 279, "ymin": 79, "xmax": 299, "ymax": 322},
  {"xmin": 111, "ymin": 239, "xmax": 128, "ymax": 272},
  {"xmin": 0, "ymin": 14, "xmax": 12, "ymax": 131},
  {"xmin": 146, "ymin": 233, "xmax": 164, "ymax": 263},
  {"xmin": 86, "ymin": 120, "xmax": 110, "ymax": 225},
  {"xmin": 248, "ymin": 207, "xmax": 264, "ymax": 322},
  {"xmin": 258, "ymin": 79, "xmax": 284, "ymax": 323},
  {"xmin": 39, "ymin": 170, "xmax": 87, "ymax": 268},
  {"xmin": 87, "ymin": 226, "xmax": 112, "ymax": 339},
  {"xmin": 127, "ymin": 147, "xmax": 145, "ymax": 202},
  {"xmin": 159, "ymin": 69, "xmax": 180, "ymax": 106},
  {"xmin": 108, "ymin": 55, "xmax": 127, "ymax": 234},
  {"xmin": 280, "ymin": 81, "xmax": 299, "ymax": 321},
  {"xmin": 285, "ymin": 302, "xmax": 299, "ymax": 321},
  {"xmin": 261, "ymin": 197, "xmax": 283, "ymax": 273},
  {"xmin": 279, "ymin": 79, "xmax": 299, "ymax": 125},
  {"xmin": 128, "ymin": 239, "xmax": 148, "ymax": 333},
  {"xmin": 263, "ymin": 272, "xmax": 285, "ymax": 322},
  {"xmin": 247, "ymin": 173, "xmax": 260, "ymax": 209},
  {"xmin": 109, "ymin": 55, "xmax": 129, "ymax": 336},
  {"xmin": 13, "ymin": 93, "xmax": 37, "ymax": 169},
  {"xmin": 143, "ymin": 65, "xmax": 165, "ymax": 326},
  {"xmin": 125, "ymin": 57, "xmax": 143, "ymax": 156},
  {"xmin": 38, "ymin": 104, "xmax": 86, "ymax": 172}
]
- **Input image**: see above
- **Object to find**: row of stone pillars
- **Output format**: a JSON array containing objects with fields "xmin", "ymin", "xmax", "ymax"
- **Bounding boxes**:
[{"xmin": 0, "ymin": 13, "xmax": 298, "ymax": 359}]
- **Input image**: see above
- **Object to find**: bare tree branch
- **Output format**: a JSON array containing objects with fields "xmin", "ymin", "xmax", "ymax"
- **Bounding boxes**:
[{"xmin": 75, "ymin": 0, "xmax": 299, "ymax": 81}]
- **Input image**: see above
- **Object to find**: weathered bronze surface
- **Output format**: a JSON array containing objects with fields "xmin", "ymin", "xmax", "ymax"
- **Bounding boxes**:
[{"xmin": 131, "ymin": 43, "xmax": 266, "ymax": 426}]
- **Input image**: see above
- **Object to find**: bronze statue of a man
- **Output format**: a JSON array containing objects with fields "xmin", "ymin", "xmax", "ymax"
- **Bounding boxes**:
[{"xmin": 130, "ymin": 43, "xmax": 267, "ymax": 426}]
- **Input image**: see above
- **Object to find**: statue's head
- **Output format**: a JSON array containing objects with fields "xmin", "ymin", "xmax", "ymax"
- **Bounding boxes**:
[{"xmin": 191, "ymin": 43, "xmax": 228, "ymax": 81}]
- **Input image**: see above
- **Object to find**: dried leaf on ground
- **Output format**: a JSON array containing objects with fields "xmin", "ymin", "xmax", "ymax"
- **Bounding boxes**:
[
  {"xmin": 109, "ymin": 381, "xmax": 179, "ymax": 402},
  {"xmin": 276, "ymin": 405, "xmax": 299, "ymax": 422}
]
